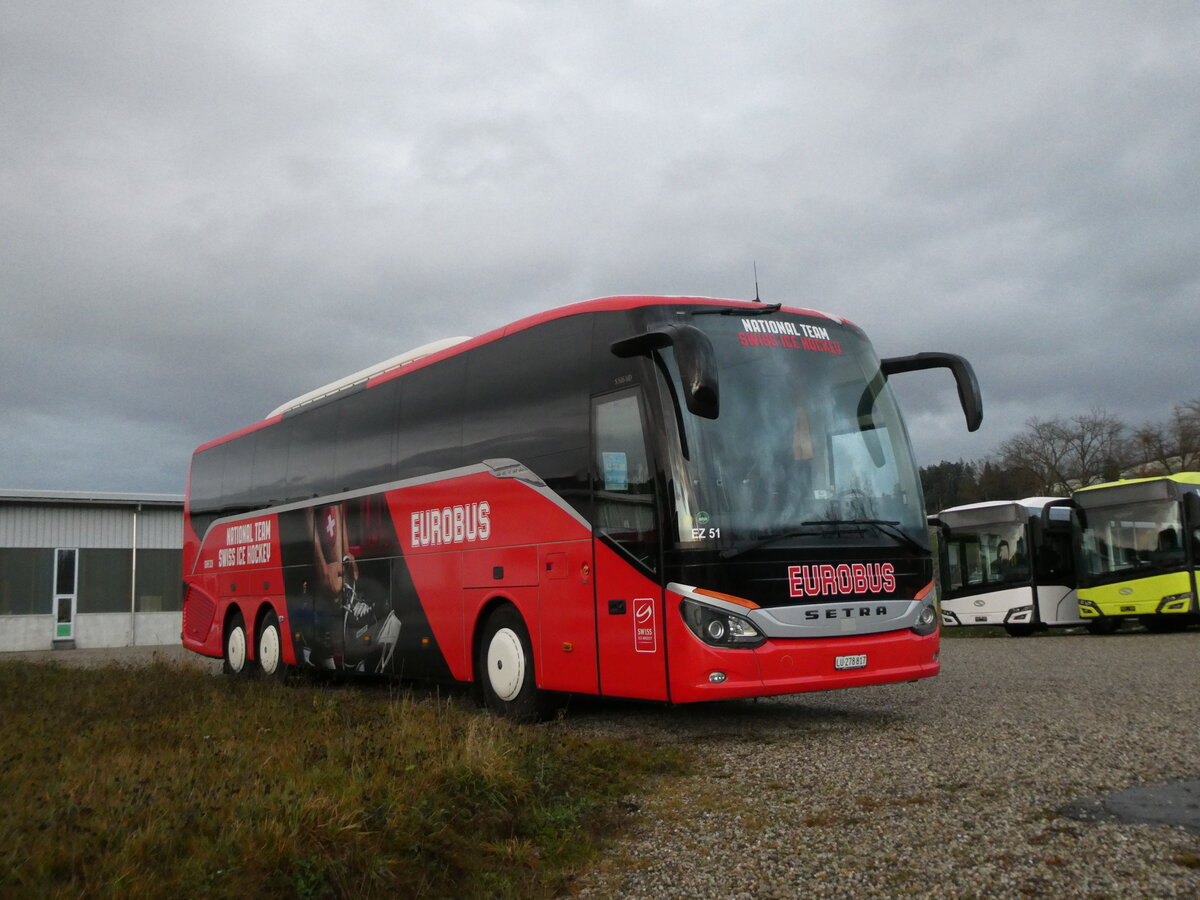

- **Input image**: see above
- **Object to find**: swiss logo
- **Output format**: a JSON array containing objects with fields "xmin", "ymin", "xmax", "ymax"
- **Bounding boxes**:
[{"xmin": 633, "ymin": 598, "xmax": 656, "ymax": 653}]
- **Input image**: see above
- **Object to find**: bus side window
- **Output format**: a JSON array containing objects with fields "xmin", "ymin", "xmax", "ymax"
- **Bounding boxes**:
[{"xmin": 593, "ymin": 392, "xmax": 657, "ymax": 571}]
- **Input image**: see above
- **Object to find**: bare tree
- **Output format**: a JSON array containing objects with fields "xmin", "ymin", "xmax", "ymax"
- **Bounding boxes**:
[
  {"xmin": 1129, "ymin": 398, "xmax": 1200, "ymax": 474},
  {"xmin": 997, "ymin": 410, "xmax": 1128, "ymax": 494}
]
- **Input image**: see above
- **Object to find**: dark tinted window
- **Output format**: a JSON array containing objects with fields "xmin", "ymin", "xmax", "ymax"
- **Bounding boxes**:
[
  {"xmin": 286, "ymin": 399, "xmax": 341, "ymax": 500},
  {"xmin": 335, "ymin": 380, "xmax": 400, "ymax": 490},
  {"xmin": 462, "ymin": 317, "xmax": 591, "ymax": 471},
  {"xmin": 396, "ymin": 357, "xmax": 465, "ymax": 478},
  {"xmin": 1036, "ymin": 529, "xmax": 1075, "ymax": 584},
  {"xmin": 220, "ymin": 433, "xmax": 257, "ymax": 514},
  {"xmin": 252, "ymin": 419, "xmax": 292, "ymax": 506},
  {"xmin": 188, "ymin": 442, "xmax": 227, "ymax": 521}
]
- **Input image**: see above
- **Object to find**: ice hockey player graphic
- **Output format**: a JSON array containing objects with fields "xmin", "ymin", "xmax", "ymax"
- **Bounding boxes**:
[{"xmin": 306, "ymin": 501, "xmax": 400, "ymax": 673}]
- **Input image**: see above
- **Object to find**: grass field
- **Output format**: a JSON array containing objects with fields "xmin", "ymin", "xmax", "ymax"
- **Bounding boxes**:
[{"xmin": 0, "ymin": 661, "xmax": 683, "ymax": 899}]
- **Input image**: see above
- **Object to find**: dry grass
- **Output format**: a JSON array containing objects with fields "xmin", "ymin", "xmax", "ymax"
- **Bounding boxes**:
[{"xmin": 0, "ymin": 661, "xmax": 682, "ymax": 899}]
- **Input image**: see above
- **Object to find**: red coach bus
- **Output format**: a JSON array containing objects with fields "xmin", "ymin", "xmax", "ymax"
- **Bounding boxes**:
[{"xmin": 183, "ymin": 296, "xmax": 982, "ymax": 719}]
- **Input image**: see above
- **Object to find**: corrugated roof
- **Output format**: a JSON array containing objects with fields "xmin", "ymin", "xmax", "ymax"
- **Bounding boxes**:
[{"xmin": 0, "ymin": 489, "xmax": 184, "ymax": 507}]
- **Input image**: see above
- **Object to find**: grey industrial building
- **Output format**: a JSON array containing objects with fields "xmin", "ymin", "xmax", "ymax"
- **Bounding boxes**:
[{"xmin": 0, "ymin": 490, "xmax": 184, "ymax": 652}]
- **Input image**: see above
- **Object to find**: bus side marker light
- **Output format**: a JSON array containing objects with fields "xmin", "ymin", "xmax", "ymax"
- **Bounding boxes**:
[
  {"xmin": 562, "ymin": 642, "xmax": 573, "ymax": 652},
  {"xmin": 709, "ymin": 672, "xmax": 727, "ymax": 684}
]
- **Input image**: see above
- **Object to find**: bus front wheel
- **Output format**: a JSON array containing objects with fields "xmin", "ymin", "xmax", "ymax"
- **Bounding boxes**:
[
  {"xmin": 223, "ymin": 610, "xmax": 249, "ymax": 677},
  {"xmin": 1141, "ymin": 615, "xmax": 1182, "ymax": 634},
  {"xmin": 477, "ymin": 605, "xmax": 547, "ymax": 722}
]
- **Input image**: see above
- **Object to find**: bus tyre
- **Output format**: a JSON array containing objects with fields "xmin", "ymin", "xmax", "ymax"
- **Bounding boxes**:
[
  {"xmin": 256, "ymin": 608, "xmax": 289, "ymax": 680},
  {"xmin": 1084, "ymin": 618, "xmax": 1118, "ymax": 635},
  {"xmin": 478, "ymin": 605, "xmax": 546, "ymax": 723},
  {"xmin": 1141, "ymin": 615, "xmax": 1181, "ymax": 634},
  {"xmin": 223, "ymin": 610, "xmax": 249, "ymax": 677},
  {"xmin": 1003, "ymin": 624, "xmax": 1035, "ymax": 638}
]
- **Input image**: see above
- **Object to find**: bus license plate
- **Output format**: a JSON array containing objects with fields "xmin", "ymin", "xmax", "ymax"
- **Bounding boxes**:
[{"xmin": 835, "ymin": 654, "xmax": 867, "ymax": 670}]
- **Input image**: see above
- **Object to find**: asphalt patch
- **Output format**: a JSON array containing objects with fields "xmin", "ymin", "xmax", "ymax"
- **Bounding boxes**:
[{"xmin": 1060, "ymin": 780, "xmax": 1200, "ymax": 834}]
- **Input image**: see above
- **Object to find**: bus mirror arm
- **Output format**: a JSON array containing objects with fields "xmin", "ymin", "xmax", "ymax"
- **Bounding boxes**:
[
  {"xmin": 1183, "ymin": 492, "xmax": 1200, "ymax": 532},
  {"xmin": 651, "ymin": 354, "xmax": 691, "ymax": 459},
  {"xmin": 611, "ymin": 324, "xmax": 720, "ymax": 419},
  {"xmin": 1041, "ymin": 498, "xmax": 1076, "ymax": 517},
  {"xmin": 879, "ymin": 352, "xmax": 983, "ymax": 432},
  {"xmin": 853, "ymin": 371, "xmax": 889, "ymax": 468}
]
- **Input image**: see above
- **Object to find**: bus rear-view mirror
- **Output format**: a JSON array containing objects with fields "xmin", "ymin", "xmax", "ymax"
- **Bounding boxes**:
[
  {"xmin": 611, "ymin": 323, "xmax": 720, "ymax": 419},
  {"xmin": 879, "ymin": 352, "xmax": 983, "ymax": 432}
]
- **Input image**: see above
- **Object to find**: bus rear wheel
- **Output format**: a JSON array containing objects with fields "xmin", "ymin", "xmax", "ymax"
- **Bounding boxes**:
[
  {"xmin": 223, "ymin": 610, "xmax": 249, "ymax": 677},
  {"xmin": 256, "ymin": 608, "xmax": 289, "ymax": 680},
  {"xmin": 477, "ymin": 605, "xmax": 547, "ymax": 722}
]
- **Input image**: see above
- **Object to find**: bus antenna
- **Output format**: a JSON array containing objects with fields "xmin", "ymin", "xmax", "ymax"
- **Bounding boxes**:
[{"xmin": 753, "ymin": 262, "xmax": 760, "ymax": 303}]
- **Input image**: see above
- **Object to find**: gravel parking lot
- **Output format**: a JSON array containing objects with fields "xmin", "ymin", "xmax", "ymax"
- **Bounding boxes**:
[
  {"xmin": 13, "ymin": 633, "xmax": 1198, "ymax": 897},
  {"xmin": 566, "ymin": 631, "xmax": 1200, "ymax": 899}
]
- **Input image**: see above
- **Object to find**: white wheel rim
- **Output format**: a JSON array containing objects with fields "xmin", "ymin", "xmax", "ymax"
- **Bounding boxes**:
[
  {"xmin": 486, "ymin": 627, "xmax": 525, "ymax": 702},
  {"xmin": 259, "ymin": 622, "xmax": 280, "ymax": 674},
  {"xmin": 227, "ymin": 625, "xmax": 247, "ymax": 673}
]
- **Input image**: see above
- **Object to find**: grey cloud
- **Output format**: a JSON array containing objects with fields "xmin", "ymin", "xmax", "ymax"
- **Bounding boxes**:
[{"xmin": 2, "ymin": 1, "xmax": 1198, "ymax": 490}]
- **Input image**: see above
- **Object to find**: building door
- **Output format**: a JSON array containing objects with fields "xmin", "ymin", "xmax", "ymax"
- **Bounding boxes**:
[
  {"xmin": 591, "ymin": 390, "xmax": 668, "ymax": 701},
  {"xmin": 54, "ymin": 548, "xmax": 78, "ymax": 642}
]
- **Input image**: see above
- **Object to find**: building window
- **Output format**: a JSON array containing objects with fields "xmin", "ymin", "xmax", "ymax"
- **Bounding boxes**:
[
  {"xmin": 135, "ymin": 549, "xmax": 183, "ymax": 612},
  {"xmin": 0, "ymin": 548, "xmax": 54, "ymax": 615},
  {"xmin": 77, "ymin": 549, "xmax": 132, "ymax": 614}
]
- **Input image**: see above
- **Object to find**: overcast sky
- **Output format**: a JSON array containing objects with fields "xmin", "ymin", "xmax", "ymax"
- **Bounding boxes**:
[{"xmin": 3, "ymin": 2, "xmax": 1198, "ymax": 495}]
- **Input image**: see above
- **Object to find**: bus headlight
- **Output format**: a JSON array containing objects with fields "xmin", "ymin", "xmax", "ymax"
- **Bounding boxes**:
[
  {"xmin": 680, "ymin": 598, "xmax": 764, "ymax": 648},
  {"xmin": 1156, "ymin": 592, "xmax": 1194, "ymax": 614},
  {"xmin": 911, "ymin": 603, "xmax": 938, "ymax": 636}
]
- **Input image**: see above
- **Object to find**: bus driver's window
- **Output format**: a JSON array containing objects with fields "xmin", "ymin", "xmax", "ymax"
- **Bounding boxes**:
[{"xmin": 593, "ymin": 392, "xmax": 657, "ymax": 570}]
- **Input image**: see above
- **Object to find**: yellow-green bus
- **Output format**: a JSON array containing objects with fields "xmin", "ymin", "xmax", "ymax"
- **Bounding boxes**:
[{"xmin": 1065, "ymin": 473, "xmax": 1200, "ymax": 633}]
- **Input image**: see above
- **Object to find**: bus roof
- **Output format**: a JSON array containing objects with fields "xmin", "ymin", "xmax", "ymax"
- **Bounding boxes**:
[
  {"xmin": 1073, "ymin": 472, "xmax": 1200, "ymax": 495},
  {"xmin": 936, "ymin": 496, "xmax": 1065, "ymax": 516},
  {"xmin": 196, "ymin": 295, "xmax": 853, "ymax": 454}
]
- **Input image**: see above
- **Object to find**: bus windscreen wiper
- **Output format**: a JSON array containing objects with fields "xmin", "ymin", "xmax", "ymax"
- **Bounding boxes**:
[
  {"xmin": 815, "ymin": 519, "xmax": 929, "ymax": 555},
  {"xmin": 720, "ymin": 518, "xmax": 926, "ymax": 559},
  {"xmin": 692, "ymin": 303, "xmax": 782, "ymax": 317},
  {"xmin": 719, "ymin": 524, "xmax": 827, "ymax": 559}
]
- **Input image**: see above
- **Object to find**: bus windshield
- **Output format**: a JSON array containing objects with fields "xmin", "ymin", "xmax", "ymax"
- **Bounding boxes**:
[
  {"xmin": 658, "ymin": 310, "xmax": 926, "ymax": 552},
  {"xmin": 941, "ymin": 519, "xmax": 1031, "ymax": 595},
  {"xmin": 1078, "ymin": 499, "xmax": 1185, "ymax": 584}
]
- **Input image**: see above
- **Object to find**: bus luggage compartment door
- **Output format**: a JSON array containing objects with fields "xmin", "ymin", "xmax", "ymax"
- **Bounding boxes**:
[{"xmin": 536, "ymin": 541, "xmax": 599, "ymax": 695}]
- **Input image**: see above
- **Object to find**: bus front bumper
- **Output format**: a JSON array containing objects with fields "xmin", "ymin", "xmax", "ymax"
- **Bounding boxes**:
[{"xmin": 666, "ymin": 619, "xmax": 940, "ymax": 703}]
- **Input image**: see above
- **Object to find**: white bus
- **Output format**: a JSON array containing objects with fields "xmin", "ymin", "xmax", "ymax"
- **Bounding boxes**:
[{"xmin": 932, "ymin": 498, "xmax": 1082, "ymax": 636}]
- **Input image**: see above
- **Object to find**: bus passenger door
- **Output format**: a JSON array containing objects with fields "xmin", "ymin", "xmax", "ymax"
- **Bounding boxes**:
[{"xmin": 591, "ymin": 391, "xmax": 669, "ymax": 701}]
